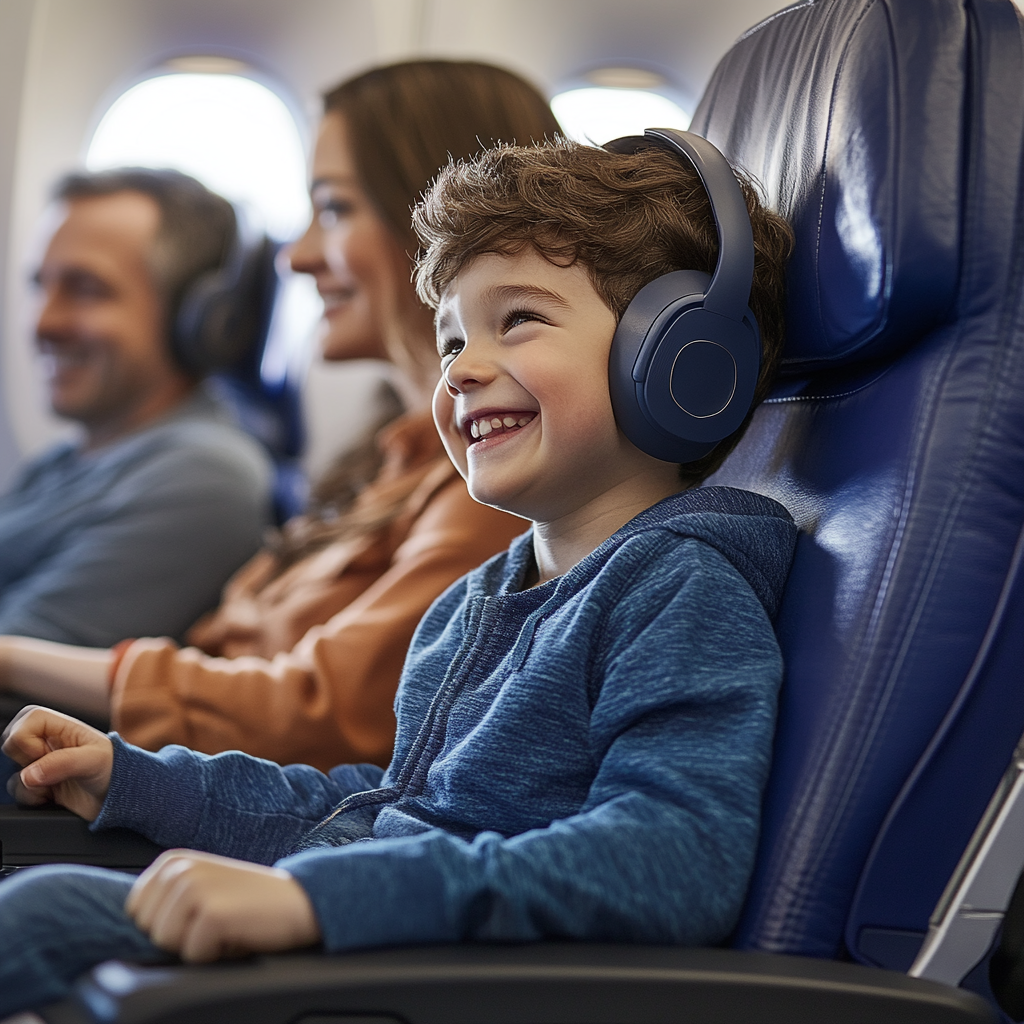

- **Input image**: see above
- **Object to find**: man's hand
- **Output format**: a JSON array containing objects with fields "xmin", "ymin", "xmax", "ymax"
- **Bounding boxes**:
[
  {"xmin": 126, "ymin": 850, "xmax": 322, "ymax": 962},
  {"xmin": 0, "ymin": 705, "xmax": 113, "ymax": 820}
]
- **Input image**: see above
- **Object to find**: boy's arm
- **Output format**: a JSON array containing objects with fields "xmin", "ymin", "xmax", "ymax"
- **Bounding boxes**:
[
  {"xmin": 278, "ymin": 549, "xmax": 784, "ymax": 951},
  {"xmin": 92, "ymin": 737, "xmax": 385, "ymax": 864},
  {"xmin": 126, "ymin": 850, "xmax": 322, "ymax": 962},
  {"xmin": 1, "ymin": 703, "xmax": 384, "ymax": 865}
]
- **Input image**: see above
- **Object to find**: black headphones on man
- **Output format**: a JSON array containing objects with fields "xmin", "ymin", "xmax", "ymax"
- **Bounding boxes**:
[
  {"xmin": 604, "ymin": 128, "xmax": 761, "ymax": 464},
  {"xmin": 170, "ymin": 210, "xmax": 280, "ymax": 377}
]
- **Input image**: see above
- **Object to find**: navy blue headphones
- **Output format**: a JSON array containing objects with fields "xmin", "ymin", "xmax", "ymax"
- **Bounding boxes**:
[
  {"xmin": 605, "ymin": 128, "xmax": 761, "ymax": 464},
  {"xmin": 172, "ymin": 212, "xmax": 280, "ymax": 377}
]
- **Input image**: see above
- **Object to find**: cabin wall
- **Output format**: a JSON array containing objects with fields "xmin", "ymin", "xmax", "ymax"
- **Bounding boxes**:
[{"xmin": 0, "ymin": 1, "xmax": 35, "ymax": 482}]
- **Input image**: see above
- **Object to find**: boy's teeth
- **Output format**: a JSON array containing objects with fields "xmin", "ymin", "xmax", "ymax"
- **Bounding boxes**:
[{"xmin": 468, "ymin": 413, "xmax": 535, "ymax": 441}]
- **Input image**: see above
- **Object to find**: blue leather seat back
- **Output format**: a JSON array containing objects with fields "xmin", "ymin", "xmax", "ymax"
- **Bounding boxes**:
[{"xmin": 694, "ymin": 0, "xmax": 1024, "ymax": 967}]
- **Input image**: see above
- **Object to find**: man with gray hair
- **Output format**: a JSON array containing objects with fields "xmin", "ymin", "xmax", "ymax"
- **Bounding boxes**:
[{"xmin": 0, "ymin": 168, "xmax": 271, "ymax": 654}]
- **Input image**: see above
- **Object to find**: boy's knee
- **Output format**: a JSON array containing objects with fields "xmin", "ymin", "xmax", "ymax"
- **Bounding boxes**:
[{"xmin": 0, "ymin": 866, "xmax": 149, "ymax": 1018}]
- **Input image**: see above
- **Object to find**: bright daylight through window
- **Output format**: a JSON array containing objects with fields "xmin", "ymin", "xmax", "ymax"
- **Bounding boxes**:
[
  {"xmin": 86, "ymin": 66, "xmax": 319, "ymax": 387},
  {"xmin": 551, "ymin": 67, "xmax": 690, "ymax": 146},
  {"xmin": 86, "ymin": 70, "xmax": 310, "ymax": 241}
]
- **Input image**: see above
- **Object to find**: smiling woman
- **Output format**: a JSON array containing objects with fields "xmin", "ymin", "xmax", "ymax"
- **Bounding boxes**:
[{"xmin": 290, "ymin": 111, "xmax": 420, "ymax": 371}]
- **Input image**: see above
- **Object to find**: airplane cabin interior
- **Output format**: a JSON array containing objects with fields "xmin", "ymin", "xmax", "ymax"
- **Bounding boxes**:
[{"xmin": 0, "ymin": 0, "xmax": 1023, "ymax": 1021}]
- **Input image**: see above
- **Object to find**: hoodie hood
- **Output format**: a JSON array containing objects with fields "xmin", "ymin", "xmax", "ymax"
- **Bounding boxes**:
[{"xmin": 482, "ymin": 485, "xmax": 796, "ymax": 621}]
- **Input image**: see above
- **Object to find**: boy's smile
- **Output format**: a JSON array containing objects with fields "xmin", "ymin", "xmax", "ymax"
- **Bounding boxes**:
[
  {"xmin": 466, "ymin": 411, "xmax": 535, "ymax": 443},
  {"xmin": 433, "ymin": 249, "xmax": 682, "ymax": 563}
]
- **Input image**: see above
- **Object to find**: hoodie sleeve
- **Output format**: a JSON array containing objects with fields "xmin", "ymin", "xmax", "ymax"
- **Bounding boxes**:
[
  {"xmin": 278, "ymin": 543, "xmax": 784, "ymax": 950},
  {"xmin": 91, "ymin": 736, "xmax": 385, "ymax": 864}
]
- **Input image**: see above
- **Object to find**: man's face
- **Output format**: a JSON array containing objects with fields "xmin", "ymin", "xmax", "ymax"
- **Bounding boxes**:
[{"xmin": 33, "ymin": 192, "xmax": 184, "ymax": 430}]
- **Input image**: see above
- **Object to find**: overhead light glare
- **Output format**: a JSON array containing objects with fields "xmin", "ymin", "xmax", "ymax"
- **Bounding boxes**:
[
  {"xmin": 585, "ymin": 67, "xmax": 666, "ymax": 90},
  {"xmin": 164, "ymin": 55, "xmax": 250, "ymax": 75}
]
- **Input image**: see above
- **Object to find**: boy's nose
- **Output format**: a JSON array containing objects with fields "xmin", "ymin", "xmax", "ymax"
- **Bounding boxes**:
[{"xmin": 442, "ymin": 346, "xmax": 493, "ymax": 396}]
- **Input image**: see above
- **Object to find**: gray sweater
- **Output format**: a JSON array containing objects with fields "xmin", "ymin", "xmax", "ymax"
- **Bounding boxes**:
[{"xmin": 0, "ymin": 388, "xmax": 271, "ymax": 646}]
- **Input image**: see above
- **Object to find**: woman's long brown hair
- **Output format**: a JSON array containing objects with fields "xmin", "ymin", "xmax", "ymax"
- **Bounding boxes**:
[{"xmin": 270, "ymin": 61, "xmax": 560, "ymax": 569}]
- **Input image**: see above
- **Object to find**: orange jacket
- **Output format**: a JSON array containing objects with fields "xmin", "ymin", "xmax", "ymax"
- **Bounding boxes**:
[{"xmin": 110, "ymin": 413, "xmax": 526, "ymax": 772}]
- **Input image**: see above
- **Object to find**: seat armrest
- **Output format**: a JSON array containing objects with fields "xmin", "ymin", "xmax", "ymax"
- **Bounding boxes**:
[
  {"xmin": 0, "ymin": 804, "xmax": 162, "ymax": 870},
  {"xmin": 49, "ymin": 944, "xmax": 997, "ymax": 1024}
]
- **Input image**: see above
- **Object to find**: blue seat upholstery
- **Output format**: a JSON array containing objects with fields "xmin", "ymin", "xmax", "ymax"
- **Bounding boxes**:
[{"xmin": 696, "ymin": 0, "xmax": 1024, "ymax": 974}]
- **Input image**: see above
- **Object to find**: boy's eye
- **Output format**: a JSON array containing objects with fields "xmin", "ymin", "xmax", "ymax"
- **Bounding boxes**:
[
  {"xmin": 501, "ymin": 308, "xmax": 545, "ymax": 333},
  {"xmin": 439, "ymin": 338, "xmax": 464, "ymax": 366}
]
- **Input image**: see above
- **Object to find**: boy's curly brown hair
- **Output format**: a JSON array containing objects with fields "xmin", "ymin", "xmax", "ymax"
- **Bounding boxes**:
[{"xmin": 412, "ymin": 138, "xmax": 794, "ymax": 486}]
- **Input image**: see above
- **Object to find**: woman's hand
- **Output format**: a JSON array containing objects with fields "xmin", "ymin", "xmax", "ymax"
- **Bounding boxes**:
[
  {"xmin": 0, "ymin": 636, "xmax": 112, "ymax": 719},
  {"xmin": 0, "ymin": 635, "xmax": 13, "ymax": 690},
  {"xmin": 126, "ymin": 850, "xmax": 322, "ymax": 962},
  {"xmin": 0, "ymin": 705, "xmax": 113, "ymax": 820}
]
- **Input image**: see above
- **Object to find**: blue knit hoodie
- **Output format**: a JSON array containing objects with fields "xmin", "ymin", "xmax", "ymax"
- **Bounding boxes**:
[{"xmin": 95, "ymin": 485, "xmax": 797, "ymax": 952}]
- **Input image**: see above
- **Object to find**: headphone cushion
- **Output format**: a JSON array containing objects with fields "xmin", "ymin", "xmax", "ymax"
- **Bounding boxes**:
[
  {"xmin": 609, "ymin": 270, "xmax": 761, "ymax": 463},
  {"xmin": 172, "ymin": 236, "xmax": 278, "ymax": 376}
]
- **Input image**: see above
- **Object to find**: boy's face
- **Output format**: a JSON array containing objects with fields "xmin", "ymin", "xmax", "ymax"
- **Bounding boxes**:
[{"xmin": 433, "ymin": 248, "xmax": 675, "ymax": 524}]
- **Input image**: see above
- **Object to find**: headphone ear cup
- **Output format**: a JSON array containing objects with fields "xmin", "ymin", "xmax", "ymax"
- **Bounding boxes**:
[
  {"xmin": 605, "ymin": 129, "xmax": 765, "ymax": 466},
  {"xmin": 172, "ymin": 235, "xmax": 279, "ymax": 376},
  {"xmin": 609, "ymin": 269, "xmax": 761, "ymax": 464}
]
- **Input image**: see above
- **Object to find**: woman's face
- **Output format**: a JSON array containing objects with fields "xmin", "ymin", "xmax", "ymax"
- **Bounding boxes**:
[{"xmin": 290, "ymin": 111, "xmax": 411, "ymax": 363}]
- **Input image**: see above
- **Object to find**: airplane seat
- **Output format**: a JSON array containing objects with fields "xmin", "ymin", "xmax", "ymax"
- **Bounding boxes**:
[
  {"xmin": 693, "ymin": 0, "xmax": 1024, "ymax": 989},
  {"xmin": 7, "ymin": 0, "xmax": 1024, "ymax": 1020},
  {"xmin": 204, "ymin": 239, "xmax": 307, "ymax": 524}
]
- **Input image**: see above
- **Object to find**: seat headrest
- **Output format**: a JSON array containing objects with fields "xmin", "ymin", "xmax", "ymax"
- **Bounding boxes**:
[{"xmin": 690, "ymin": 0, "xmax": 966, "ymax": 371}]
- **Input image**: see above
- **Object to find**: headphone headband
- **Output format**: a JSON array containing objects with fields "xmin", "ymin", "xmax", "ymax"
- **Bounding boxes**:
[
  {"xmin": 604, "ymin": 129, "xmax": 762, "ymax": 464},
  {"xmin": 606, "ymin": 128, "xmax": 754, "ymax": 322}
]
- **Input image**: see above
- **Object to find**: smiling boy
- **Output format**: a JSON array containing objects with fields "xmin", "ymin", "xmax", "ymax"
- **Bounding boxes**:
[
  {"xmin": 0, "ymin": 137, "xmax": 795, "ymax": 1019},
  {"xmin": 433, "ymin": 248, "xmax": 684, "ymax": 583}
]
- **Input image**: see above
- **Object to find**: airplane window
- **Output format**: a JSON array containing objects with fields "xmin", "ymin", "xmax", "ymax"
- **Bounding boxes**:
[
  {"xmin": 86, "ymin": 69, "xmax": 321, "ymax": 394},
  {"xmin": 551, "ymin": 68, "xmax": 690, "ymax": 146},
  {"xmin": 85, "ymin": 71, "xmax": 310, "ymax": 241}
]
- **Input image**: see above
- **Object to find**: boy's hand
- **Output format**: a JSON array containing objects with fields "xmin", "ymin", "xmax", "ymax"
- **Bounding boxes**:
[
  {"xmin": 0, "ymin": 705, "xmax": 113, "ymax": 820},
  {"xmin": 127, "ymin": 850, "xmax": 322, "ymax": 962}
]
